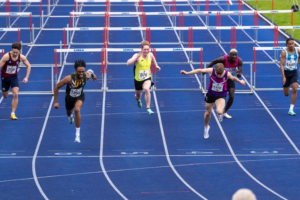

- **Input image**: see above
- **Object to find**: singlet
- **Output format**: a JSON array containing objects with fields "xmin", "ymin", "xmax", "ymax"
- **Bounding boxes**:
[
  {"xmin": 134, "ymin": 54, "xmax": 151, "ymax": 81},
  {"xmin": 224, "ymin": 55, "xmax": 239, "ymax": 74},
  {"xmin": 66, "ymin": 73, "xmax": 86, "ymax": 98},
  {"xmin": 283, "ymin": 48, "xmax": 299, "ymax": 71},
  {"xmin": 207, "ymin": 68, "xmax": 228, "ymax": 97},
  {"xmin": 1, "ymin": 52, "xmax": 21, "ymax": 78}
]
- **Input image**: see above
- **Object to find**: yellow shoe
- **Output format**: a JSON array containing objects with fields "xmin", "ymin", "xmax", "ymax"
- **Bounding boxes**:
[{"xmin": 11, "ymin": 114, "xmax": 18, "ymax": 120}]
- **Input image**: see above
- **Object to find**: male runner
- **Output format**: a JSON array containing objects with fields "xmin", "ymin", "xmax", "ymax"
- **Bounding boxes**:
[
  {"xmin": 0, "ymin": 42, "xmax": 31, "ymax": 120},
  {"xmin": 127, "ymin": 41, "xmax": 161, "ymax": 115},
  {"xmin": 206, "ymin": 49, "xmax": 243, "ymax": 119},
  {"xmin": 54, "ymin": 59, "xmax": 97, "ymax": 143},
  {"xmin": 181, "ymin": 63, "xmax": 246, "ymax": 139},
  {"xmin": 280, "ymin": 38, "xmax": 300, "ymax": 116}
]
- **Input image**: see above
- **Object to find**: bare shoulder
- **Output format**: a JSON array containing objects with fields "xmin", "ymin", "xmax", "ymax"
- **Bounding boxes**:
[
  {"xmin": 20, "ymin": 54, "xmax": 27, "ymax": 62},
  {"xmin": 1, "ymin": 53, "xmax": 10, "ymax": 61}
]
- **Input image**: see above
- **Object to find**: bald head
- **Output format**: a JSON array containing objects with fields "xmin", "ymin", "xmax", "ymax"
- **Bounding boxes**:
[{"xmin": 232, "ymin": 189, "xmax": 256, "ymax": 200}]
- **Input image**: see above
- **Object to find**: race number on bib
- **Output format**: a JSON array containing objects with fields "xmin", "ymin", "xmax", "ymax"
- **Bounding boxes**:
[
  {"xmin": 286, "ymin": 61, "xmax": 296, "ymax": 70},
  {"xmin": 70, "ymin": 88, "xmax": 83, "ymax": 97},
  {"xmin": 212, "ymin": 82, "xmax": 224, "ymax": 92},
  {"xmin": 6, "ymin": 65, "xmax": 17, "ymax": 74},
  {"xmin": 139, "ymin": 70, "xmax": 149, "ymax": 80}
]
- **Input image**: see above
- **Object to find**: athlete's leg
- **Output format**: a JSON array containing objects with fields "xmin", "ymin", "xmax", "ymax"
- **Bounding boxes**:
[
  {"xmin": 74, "ymin": 100, "xmax": 83, "ymax": 128},
  {"xmin": 216, "ymin": 97, "xmax": 226, "ymax": 122},
  {"xmin": 2, "ymin": 91, "xmax": 9, "ymax": 98},
  {"xmin": 283, "ymin": 87, "xmax": 290, "ymax": 97},
  {"xmin": 224, "ymin": 87, "xmax": 235, "ymax": 113},
  {"xmin": 291, "ymin": 82, "xmax": 298, "ymax": 105},
  {"xmin": 143, "ymin": 80, "xmax": 151, "ymax": 109},
  {"xmin": 11, "ymin": 87, "xmax": 19, "ymax": 113},
  {"xmin": 204, "ymin": 102, "xmax": 214, "ymax": 127}
]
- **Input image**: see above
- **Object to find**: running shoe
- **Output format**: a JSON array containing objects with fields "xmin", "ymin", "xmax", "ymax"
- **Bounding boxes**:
[
  {"xmin": 75, "ymin": 136, "xmax": 81, "ymax": 143},
  {"xmin": 218, "ymin": 114, "xmax": 223, "ymax": 122},
  {"xmin": 223, "ymin": 113, "xmax": 232, "ymax": 119},
  {"xmin": 204, "ymin": 126, "xmax": 210, "ymax": 139},
  {"xmin": 288, "ymin": 110, "xmax": 296, "ymax": 116},
  {"xmin": 68, "ymin": 116, "xmax": 74, "ymax": 124},
  {"xmin": 147, "ymin": 108, "xmax": 154, "ymax": 115},
  {"xmin": 137, "ymin": 101, "xmax": 142, "ymax": 108},
  {"xmin": 10, "ymin": 114, "xmax": 18, "ymax": 120}
]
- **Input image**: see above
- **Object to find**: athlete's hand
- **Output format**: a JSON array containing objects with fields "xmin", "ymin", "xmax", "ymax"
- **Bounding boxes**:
[
  {"xmin": 283, "ymin": 77, "xmax": 286, "ymax": 85},
  {"xmin": 240, "ymin": 80, "xmax": 246, "ymax": 85},
  {"xmin": 92, "ymin": 74, "xmax": 97, "ymax": 81},
  {"xmin": 54, "ymin": 102, "xmax": 59, "ymax": 109},
  {"xmin": 180, "ymin": 70, "xmax": 188, "ymax": 75},
  {"xmin": 236, "ymin": 70, "xmax": 242, "ymax": 77},
  {"xmin": 23, "ymin": 77, "xmax": 28, "ymax": 83},
  {"xmin": 156, "ymin": 66, "xmax": 161, "ymax": 71}
]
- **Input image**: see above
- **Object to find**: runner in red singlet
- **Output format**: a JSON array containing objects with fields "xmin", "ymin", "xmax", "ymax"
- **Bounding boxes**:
[{"xmin": 0, "ymin": 42, "xmax": 31, "ymax": 120}]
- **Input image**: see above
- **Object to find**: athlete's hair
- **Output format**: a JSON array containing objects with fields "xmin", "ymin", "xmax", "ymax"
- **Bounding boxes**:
[
  {"xmin": 215, "ymin": 63, "xmax": 224, "ymax": 75},
  {"xmin": 141, "ymin": 41, "xmax": 150, "ymax": 49},
  {"xmin": 286, "ymin": 38, "xmax": 294, "ymax": 45},
  {"xmin": 232, "ymin": 188, "xmax": 256, "ymax": 200},
  {"xmin": 12, "ymin": 42, "xmax": 22, "ymax": 51},
  {"xmin": 74, "ymin": 59, "xmax": 86, "ymax": 69},
  {"xmin": 230, "ymin": 49, "xmax": 238, "ymax": 54}
]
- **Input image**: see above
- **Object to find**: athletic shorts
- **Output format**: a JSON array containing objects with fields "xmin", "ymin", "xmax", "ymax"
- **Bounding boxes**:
[
  {"xmin": 205, "ymin": 94, "xmax": 226, "ymax": 104},
  {"xmin": 283, "ymin": 70, "xmax": 298, "ymax": 87},
  {"xmin": 227, "ymin": 78, "xmax": 235, "ymax": 89},
  {"xmin": 1, "ymin": 75, "xmax": 19, "ymax": 92},
  {"xmin": 65, "ymin": 93, "xmax": 85, "ymax": 111},
  {"xmin": 134, "ymin": 78, "xmax": 154, "ymax": 91}
]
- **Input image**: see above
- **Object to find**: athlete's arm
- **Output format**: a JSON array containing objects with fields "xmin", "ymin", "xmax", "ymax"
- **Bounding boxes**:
[
  {"xmin": 280, "ymin": 50, "xmax": 286, "ymax": 85},
  {"xmin": 206, "ymin": 56, "xmax": 225, "ymax": 68},
  {"xmin": 86, "ymin": 69, "xmax": 97, "ymax": 81},
  {"xmin": 0, "ymin": 53, "xmax": 9, "ymax": 69},
  {"xmin": 151, "ymin": 53, "xmax": 161, "ymax": 71},
  {"xmin": 181, "ymin": 68, "xmax": 213, "ymax": 75},
  {"xmin": 236, "ymin": 58, "xmax": 243, "ymax": 77},
  {"xmin": 227, "ymin": 72, "xmax": 245, "ymax": 85},
  {"xmin": 127, "ymin": 53, "xmax": 141, "ymax": 66},
  {"xmin": 20, "ymin": 55, "xmax": 31, "ymax": 83},
  {"xmin": 54, "ymin": 75, "xmax": 72, "ymax": 109}
]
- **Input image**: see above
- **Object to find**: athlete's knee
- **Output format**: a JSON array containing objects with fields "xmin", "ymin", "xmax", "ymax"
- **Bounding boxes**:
[
  {"xmin": 205, "ymin": 111, "xmax": 211, "ymax": 117},
  {"xmin": 74, "ymin": 107, "xmax": 81, "ymax": 114},
  {"xmin": 144, "ymin": 88, "xmax": 150, "ymax": 93},
  {"xmin": 216, "ymin": 109, "xmax": 223, "ymax": 115},
  {"xmin": 228, "ymin": 93, "xmax": 235, "ymax": 99},
  {"xmin": 284, "ymin": 92, "xmax": 289, "ymax": 97},
  {"xmin": 292, "ymin": 88, "xmax": 297, "ymax": 94},
  {"xmin": 2, "ymin": 93, "xmax": 8, "ymax": 98},
  {"xmin": 12, "ymin": 92, "xmax": 18, "ymax": 99}
]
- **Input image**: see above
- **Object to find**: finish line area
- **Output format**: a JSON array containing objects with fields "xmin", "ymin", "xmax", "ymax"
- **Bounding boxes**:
[{"xmin": 0, "ymin": 0, "xmax": 300, "ymax": 199}]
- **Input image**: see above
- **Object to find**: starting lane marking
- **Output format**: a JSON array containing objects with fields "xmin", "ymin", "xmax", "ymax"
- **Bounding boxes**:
[{"xmin": 121, "ymin": 152, "xmax": 149, "ymax": 155}]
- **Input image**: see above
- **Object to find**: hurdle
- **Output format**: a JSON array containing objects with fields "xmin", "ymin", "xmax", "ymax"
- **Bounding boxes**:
[
  {"xmin": 54, "ymin": 47, "xmax": 203, "ymax": 92},
  {"xmin": 253, "ymin": 47, "xmax": 300, "ymax": 91},
  {"xmin": 0, "ymin": 28, "xmax": 21, "ymax": 44},
  {"xmin": 0, "ymin": 49, "xmax": 4, "ymax": 57}
]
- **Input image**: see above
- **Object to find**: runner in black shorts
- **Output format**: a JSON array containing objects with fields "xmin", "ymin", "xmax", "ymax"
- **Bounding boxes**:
[
  {"xmin": 0, "ymin": 42, "xmax": 31, "ymax": 120},
  {"xmin": 127, "ymin": 41, "xmax": 161, "ymax": 115},
  {"xmin": 280, "ymin": 38, "xmax": 300, "ymax": 116},
  {"xmin": 54, "ymin": 59, "xmax": 97, "ymax": 143},
  {"xmin": 206, "ymin": 49, "xmax": 243, "ymax": 119}
]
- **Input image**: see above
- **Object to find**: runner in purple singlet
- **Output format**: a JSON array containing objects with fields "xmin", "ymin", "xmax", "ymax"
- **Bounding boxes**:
[
  {"xmin": 181, "ymin": 63, "xmax": 245, "ymax": 139},
  {"xmin": 206, "ymin": 49, "xmax": 243, "ymax": 119}
]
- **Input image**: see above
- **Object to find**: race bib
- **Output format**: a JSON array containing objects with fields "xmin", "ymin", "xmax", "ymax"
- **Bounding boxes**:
[
  {"xmin": 225, "ymin": 67, "xmax": 235, "ymax": 73},
  {"xmin": 286, "ymin": 61, "xmax": 296, "ymax": 70},
  {"xmin": 212, "ymin": 82, "xmax": 224, "ymax": 92},
  {"xmin": 139, "ymin": 70, "xmax": 149, "ymax": 80},
  {"xmin": 6, "ymin": 65, "xmax": 17, "ymax": 74},
  {"xmin": 70, "ymin": 88, "xmax": 83, "ymax": 97}
]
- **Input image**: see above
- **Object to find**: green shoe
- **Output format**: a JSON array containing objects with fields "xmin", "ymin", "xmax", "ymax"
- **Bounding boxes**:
[
  {"xmin": 137, "ymin": 101, "xmax": 142, "ymax": 108},
  {"xmin": 69, "ymin": 116, "xmax": 74, "ymax": 124},
  {"xmin": 288, "ymin": 110, "xmax": 296, "ymax": 116},
  {"xmin": 147, "ymin": 108, "xmax": 154, "ymax": 115}
]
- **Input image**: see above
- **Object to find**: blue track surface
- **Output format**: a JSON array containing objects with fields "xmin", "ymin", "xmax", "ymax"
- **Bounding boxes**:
[{"xmin": 1, "ymin": 0, "xmax": 300, "ymax": 199}]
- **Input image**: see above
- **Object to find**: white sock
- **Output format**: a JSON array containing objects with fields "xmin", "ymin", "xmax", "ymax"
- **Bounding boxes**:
[
  {"xmin": 290, "ymin": 104, "xmax": 294, "ymax": 111},
  {"xmin": 204, "ymin": 126, "xmax": 209, "ymax": 131},
  {"xmin": 76, "ymin": 128, "xmax": 80, "ymax": 137},
  {"xmin": 11, "ymin": 112, "xmax": 15, "ymax": 115}
]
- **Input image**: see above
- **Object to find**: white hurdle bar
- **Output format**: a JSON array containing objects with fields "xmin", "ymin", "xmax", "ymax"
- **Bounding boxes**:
[
  {"xmin": 54, "ymin": 47, "xmax": 203, "ymax": 91},
  {"xmin": 74, "ymin": 0, "xmax": 232, "ymax": 3},
  {"xmin": 253, "ymin": 47, "xmax": 300, "ymax": 91}
]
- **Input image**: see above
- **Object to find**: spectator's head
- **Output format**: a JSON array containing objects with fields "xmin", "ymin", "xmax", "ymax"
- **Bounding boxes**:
[{"xmin": 232, "ymin": 188, "xmax": 256, "ymax": 200}]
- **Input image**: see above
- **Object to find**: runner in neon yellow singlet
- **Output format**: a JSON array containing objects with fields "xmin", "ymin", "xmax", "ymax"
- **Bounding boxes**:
[{"xmin": 127, "ymin": 41, "xmax": 161, "ymax": 115}]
